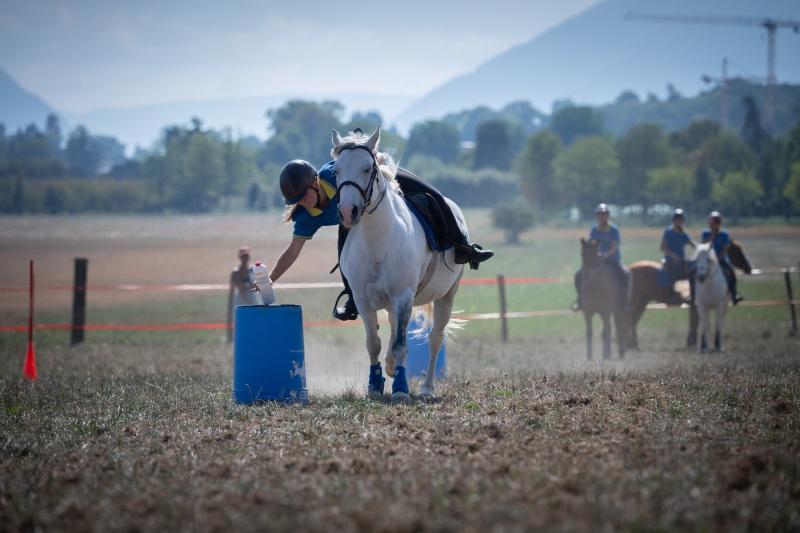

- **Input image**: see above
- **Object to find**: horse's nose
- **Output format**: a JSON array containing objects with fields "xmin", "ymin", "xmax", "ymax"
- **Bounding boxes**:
[{"xmin": 350, "ymin": 206, "xmax": 359, "ymax": 223}]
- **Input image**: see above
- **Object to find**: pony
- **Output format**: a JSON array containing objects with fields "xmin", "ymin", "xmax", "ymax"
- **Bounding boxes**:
[
  {"xmin": 333, "ymin": 126, "xmax": 465, "ymax": 401},
  {"xmin": 687, "ymin": 240, "xmax": 750, "ymax": 346},
  {"xmin": 627, "ymin": 260, "xmax": 687, "ymax": 350},
  {"xmin": 577, "ymin": 238, "xmax": 627, "ymax": 360},
  {"xmin": 692, "ymin": 243, "xmax": 728, "ymax": 352}
]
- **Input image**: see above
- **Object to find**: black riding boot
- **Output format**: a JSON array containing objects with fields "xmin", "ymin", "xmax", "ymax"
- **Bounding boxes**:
[
  {"xmin": 722, "ymin": 262, "xmax": 743, "ymax": 305},
  {"xmin": 454, "ymin": 243, "xmax": 495, "ymax": 270},
  {"xmin": 333, "ymin": 225, "xmax": 359, "ymax": 321}
]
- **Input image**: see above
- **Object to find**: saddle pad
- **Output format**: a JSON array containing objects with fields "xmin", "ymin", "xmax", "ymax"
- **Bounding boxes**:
[{"xmin": 403, "ymin": 194, "xmax": 452, "ymax": 252}]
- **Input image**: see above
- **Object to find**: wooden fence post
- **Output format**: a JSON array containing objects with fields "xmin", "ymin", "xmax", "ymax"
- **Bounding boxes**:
[
  {"xmin": 498, "ymin": 274, "xmax": 508, "ymax": 343},
  {"xmin": 71, "ymin": 258, "xmax": 88, "ymax": 345},
  {"xmin": 785, "ymin": 268, "xmax": 797, "ymax": 337}
]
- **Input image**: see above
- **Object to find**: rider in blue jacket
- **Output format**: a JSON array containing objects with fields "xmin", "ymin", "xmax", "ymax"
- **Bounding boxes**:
[
  {"xmin": 660, "ymin": 208, "xmax": 695, "ymax": 282},
  {"xmin": 573, "ymin": 203, "xmax": 629, "ymax": 311},
  {"xmin": 701, "ymin": 211, "xmax": 742, "ymax": 305}
]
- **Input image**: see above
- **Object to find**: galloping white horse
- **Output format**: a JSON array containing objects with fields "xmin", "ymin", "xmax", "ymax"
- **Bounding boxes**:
[
  {"xmin": 693, "ymin": 243, "xmax": 728, "ymax": 352},
  {"xmin": 334, "ymin": 126, "xmax": 465, "ymax": 401}
]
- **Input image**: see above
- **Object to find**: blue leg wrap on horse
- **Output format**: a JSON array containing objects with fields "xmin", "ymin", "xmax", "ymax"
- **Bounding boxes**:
[
  {"xmin": 392, "ymin": 366, "xmax": 409, "ymax": 394},
  {"xmin": 368, "ymin": 364, "xmax": 385, "ymax": 394}
]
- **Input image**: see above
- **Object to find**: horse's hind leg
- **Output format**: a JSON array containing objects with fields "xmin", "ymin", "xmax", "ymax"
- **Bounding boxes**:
[
  {"xmin": 421, "ymin": 281, "xmax": 459, "ymax": 399},
  {"xmin": 715, "ymin": 304, "xmax": 726, "ymax": 352},
  {"xmin": 614, "ymin": 312, "xmax": 626, "ymax": 358},
  {"xmin": 687, "ymin": 303, "xmax": 698, "ymax": 348},
  {"xmin": 584, "ymin": 312, "xmax": 593, "ymax": 360},
  {"xmin": 389, "ymin": 290, "xmax": 414, "ymax": 402},
  {"xmin": 601, "ymin": 313, "xmax": 611, "ymax": 360}
]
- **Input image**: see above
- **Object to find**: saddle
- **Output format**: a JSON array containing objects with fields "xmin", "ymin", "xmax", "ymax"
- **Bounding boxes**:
[{"xmin": 403, "ymin": 192, "xmax": 452, "ymax": 252}]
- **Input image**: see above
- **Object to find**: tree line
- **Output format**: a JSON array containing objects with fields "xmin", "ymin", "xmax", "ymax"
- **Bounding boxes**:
[{"xmin": 1, "ymin": 87, "xmax": 799, "ymax": 221}]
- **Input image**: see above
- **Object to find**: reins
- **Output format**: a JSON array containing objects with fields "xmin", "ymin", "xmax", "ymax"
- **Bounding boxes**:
[{"xmin": 335, "ymin": 145, "xmax": 387, "ymax": 216}]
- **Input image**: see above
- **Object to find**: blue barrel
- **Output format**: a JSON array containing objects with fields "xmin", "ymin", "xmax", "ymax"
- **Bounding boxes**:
[
  {"xmin": 233, "ymin": 304, "xmax": 308, "ymax": 404},
  {"xmin": 405, "ymin": 319, "xmax": 447, "ymax": 379}
]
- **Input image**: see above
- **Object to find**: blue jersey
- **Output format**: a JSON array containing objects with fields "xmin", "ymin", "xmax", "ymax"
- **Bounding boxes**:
[
  {"xmin": 662, "ymin": 226, "xmax": 691, "ymax": 261},
  {"xmin": 590, "ymin": 224, "xmax": 621, "ymax": 263},
  {"xmin": 292, "ymin": 161, "xmax": 340, "ymax": 239},
  {"xmin": 701, "ymin": 229, "xmax": 730, "ymax": 259}
]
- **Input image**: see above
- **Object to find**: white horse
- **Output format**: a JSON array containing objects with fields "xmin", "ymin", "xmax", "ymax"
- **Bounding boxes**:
[
  {"xmin": 693, "ymin": 243, "xmax": 728, "ymax": 352},
  {"xmin": 333, "ymin": 126, "xmax": 465, "ymax": 401}
]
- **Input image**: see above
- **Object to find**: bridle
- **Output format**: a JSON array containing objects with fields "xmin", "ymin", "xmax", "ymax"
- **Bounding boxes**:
[
  {"xmin": 335, "ymin": 145, "xmax": 387, "ymax": 216},
  {"xmin": 696, "ymin": 248, "xmax": 716, "ymax": 281}
]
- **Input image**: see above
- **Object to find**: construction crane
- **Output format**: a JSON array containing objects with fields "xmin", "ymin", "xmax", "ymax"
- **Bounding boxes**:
[{"xmin": 625, "ymin": 12, "xmax": 800, "ymax": 128}]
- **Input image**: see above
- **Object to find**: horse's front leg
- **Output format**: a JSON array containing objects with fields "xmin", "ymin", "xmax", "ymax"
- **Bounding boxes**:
[
  {"xmin": 714, "ymin": 304, "xmax": 726, "ymax": 352},
  {"xmin": 697, "ymin": 303, "xmax": 709, "ymax": 353},
  {"xmin": 583, "ymin": 311, "xmax": 593, "ymax": 360},
  {"xmin": 687, "ymin": 302, "xmax": 698, "ymax": 348},
  {"xmin": 601, "ymin": 312, "xmax": 611, "ymax": 360},
  {"xmin": 614, "ymin": 311, "xmax": 626, "ymax": 358},
  {"xmin": 361, "ymin": 309, "xmax": 384, "ymax": 400},
  {"xmin": 389, "ymin": 290, "xmax": 414, "ymax": 403}
]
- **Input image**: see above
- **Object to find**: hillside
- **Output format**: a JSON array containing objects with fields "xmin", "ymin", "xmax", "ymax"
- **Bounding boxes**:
[
  {"xmin": 0, "ymin": 67, "xmax": 54, "ymax": 132},
  {"xmin": 395, "ymin": 0, "xmax": 800, "ymax": 131}
]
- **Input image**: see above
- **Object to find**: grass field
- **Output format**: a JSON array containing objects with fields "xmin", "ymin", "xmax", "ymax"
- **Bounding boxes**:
[{"xmin": 1, "ymin": 213, "xmax": 799, "ymax": 531}]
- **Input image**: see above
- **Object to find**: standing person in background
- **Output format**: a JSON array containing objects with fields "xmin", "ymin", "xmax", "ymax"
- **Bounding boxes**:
[
  {"xmin": 701, "ymin": 211, "xmax": 743, "ymax": 305},
  {"xmin": 573, "ymin": 203, "xmax": 629, "ymax": 311},
  {"xmin": 660, "ymin": 208, "xmax": 695, "ymax": 283},
  {"xmin": 227, "ymin": 246, "xmax": 260, "ymax": 342}
]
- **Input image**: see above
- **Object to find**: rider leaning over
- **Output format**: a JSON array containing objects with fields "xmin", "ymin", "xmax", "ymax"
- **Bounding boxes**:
[
  {"xmin": 660, "ymin": 208, "xmax": 695, "ymax": 282},
  {"xmin": 267, "ymin": 130, "xmax": 494, "ymax": 321},
  {"xmin": 701, "ymin": 210, "xmax": 743, "ymax": 305},
  {"xmin": 574, "ymin": 203, "xmax": 630, "ymax": 310}
]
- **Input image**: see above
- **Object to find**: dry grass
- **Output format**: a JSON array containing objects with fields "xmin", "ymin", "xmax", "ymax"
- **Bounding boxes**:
[{"xmin": 2, "ymin": 325, "xmax": 799, "ymax": 532}]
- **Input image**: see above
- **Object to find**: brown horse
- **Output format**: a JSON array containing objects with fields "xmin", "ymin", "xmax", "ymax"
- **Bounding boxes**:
[
  {"xmin": 627, "ymin": 260, "xmax": 686, "ymax": 350},
  {"xmin": 578, "ymin": 239, "xmax": 627, "ymax": 360},
  {"xmin": 687, "ymin": 240, "xmax": 751, "ymax": 346}
]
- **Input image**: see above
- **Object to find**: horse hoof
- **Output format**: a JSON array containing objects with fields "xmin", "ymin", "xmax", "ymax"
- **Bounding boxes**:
[
  {"xmin": 367, "ymin": 390, "xmax": 384, "ymax": 401},
  {"xmin": 385, "ymin": 357, "xmax": 396, "ymax": 378},
  {"xmin": 391, "ymin": 391, "xmax": 410, "ymax": 403},
  {"xmin": 420, "ymin": 392, "xmax": 436, "ymax": 402}
]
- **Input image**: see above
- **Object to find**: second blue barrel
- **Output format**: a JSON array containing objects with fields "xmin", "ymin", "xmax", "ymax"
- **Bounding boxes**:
[
  {"xmin": 405, "ymin": 318, "xmax": 447, "ymax": 379},
  {"xmin": 233, "ymin": 304, "xmax": 307, "ymax": 404}
]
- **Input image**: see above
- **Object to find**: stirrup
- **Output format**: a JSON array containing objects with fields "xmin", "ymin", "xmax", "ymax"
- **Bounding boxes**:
[{"xmin": 332, "ymin": 290, "xmax": 359, "ymax": 321}]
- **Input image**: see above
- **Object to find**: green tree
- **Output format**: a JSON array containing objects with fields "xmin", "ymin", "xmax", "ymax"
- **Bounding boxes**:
[
  {"xmin": 783, "ymin": 162, "xmax": 800, "ymax": 213},
  {"xmin": 646, "ymin": 166, "xmax": 693, "ymax": 207},
  {"xmin": 66, "ymin": 125, "xmax": 103, "ymax": 176},
  {"xmin": 10, "ymin": 177, "xmax": 24, "ymax": 214},
  {"xmin": 43, "ymin": 185, "xmax": 66, "ymax": 214},
  {"xmin": 549, "ymin": 106, "xmax": 602, "ymax": 146},
  {"xmin": 554, "ymin": 136, "xmax": 619, "ymax": 217},
  {"xmin": 473, "ymin": 119, "xmax": 512, "ymax": 170},
  {"xmin": 260, "ymin": 100, "xmax": 344, "ymax": 169},
  {"xmin": 491, "ymin": 200, "xmax": 534, "ymax": 244},
  {"xmin": 669, "ymin": 119, "xmax": 720, "ymax": 154},
  {"xmin": 45, "ymin": 113, "xmax": 62, "ymax": 159},
  {"xmin": 515, "ymin": 130, "xmax": 561, "ymax": 209},
  {"xmin": 616, "ymin": 123, "xmax": 671, "ymax": 212},
  {"xmin": 712, "ymin": 171, "xmax": 764, "ymax": 219},
  {"xmin": 405, "ymin": 120, "xmax": 460, "ymax": 164},
  {"xmin": 701, "ymin": 132, "xmax": 755, "ymax": 177}
]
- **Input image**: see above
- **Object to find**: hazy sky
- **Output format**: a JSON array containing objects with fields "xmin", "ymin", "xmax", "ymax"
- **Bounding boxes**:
[{"xmin": 0, "ymin": 0, "xmax": 600, "ymax": 112}]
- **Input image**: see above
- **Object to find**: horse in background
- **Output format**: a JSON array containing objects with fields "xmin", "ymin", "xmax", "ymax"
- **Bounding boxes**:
[
  {"xmin": 687, "ymin": 240, "xmax": 751, "ymax": 346},
  {"xmin": 577, "ymin": 238, "xmax": 627, "ymax": 360},
  {"xmin": 627, "ymin": 260, "xmax": 687, "ymax": 350},
  {"xmin": 692, "ymin": 243, "xmax": 729, "ymax": 352}
]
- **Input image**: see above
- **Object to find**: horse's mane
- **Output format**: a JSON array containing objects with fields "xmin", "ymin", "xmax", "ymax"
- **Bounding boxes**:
[
  {"xmin": 693, "ymin": 242, "xmax": 717, "ymax": 263},
  {"xmin": 331, "ymin": 131, "xmax": 399, "ymax": 188}
]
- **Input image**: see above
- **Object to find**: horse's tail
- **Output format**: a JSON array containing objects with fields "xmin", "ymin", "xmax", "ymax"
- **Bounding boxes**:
[{"xmin": 410, "ymin": 303, "xmax": 465, "ymax": 339}]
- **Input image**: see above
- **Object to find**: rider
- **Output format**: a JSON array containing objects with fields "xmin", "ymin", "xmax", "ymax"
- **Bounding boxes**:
[
  {"xmin": 573, "ymin": 203, "xmax": 629, "ymax": 311},
  {"xmin": 660, "ymin": 208, "xmax": 695, "ymax": 282},
  {"xmin": 268, "ymin": 136, "xmax": 494, "ymax": 321},
  {"xmin": 701, "ymin": 210, "xmax": 743, "ymax": 305}
]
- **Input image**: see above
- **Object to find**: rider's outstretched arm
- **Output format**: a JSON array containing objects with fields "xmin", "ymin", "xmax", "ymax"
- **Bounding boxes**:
[{"xmin": 269, "ymin": 237, "xmax": 306, "ymax": 283}]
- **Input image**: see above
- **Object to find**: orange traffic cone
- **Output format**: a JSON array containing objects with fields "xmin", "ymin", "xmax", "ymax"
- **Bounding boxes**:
[{"xmin": 23, "ymin": 340, "xmax": 37, "ymax": 380}]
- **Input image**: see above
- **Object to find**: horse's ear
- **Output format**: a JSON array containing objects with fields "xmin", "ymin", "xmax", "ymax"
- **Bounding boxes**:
[
  {"xmin": 364, "ymin": 125, "xmax": 381, "ymax": 152},
  {"xmin": 331, "ymin": 129, "xmax": 344, "ymax": 148}
]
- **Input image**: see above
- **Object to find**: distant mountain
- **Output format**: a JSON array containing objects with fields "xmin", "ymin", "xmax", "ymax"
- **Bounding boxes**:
[
  {"xmin": 0, "ymin": 67, "xmax": 55, "ymax": 132},
  {"xmin": 395, "ymin": 0, "xmax": 800, "ymax": 131}
]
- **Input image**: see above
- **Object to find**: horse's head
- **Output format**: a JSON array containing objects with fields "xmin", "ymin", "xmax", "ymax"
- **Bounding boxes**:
[
  {"xmin": 693, "ymin": 243, "xmax": 717, "ymax": 282},
  {"xmin": 580, "ymin": 238, "xmax": 601, "ymax": 268},
  {"xmin": 332, "ymin": 127, "xmax": 381, "ymax": 228}
]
